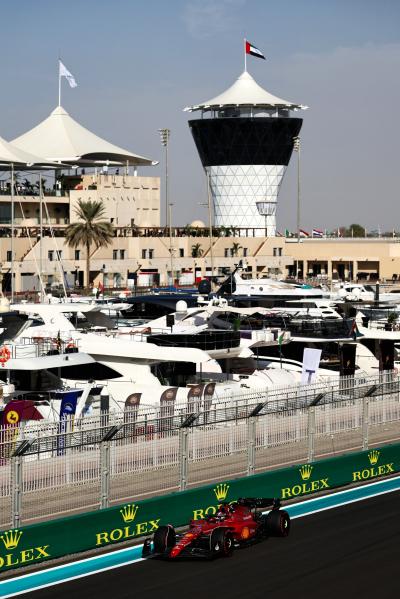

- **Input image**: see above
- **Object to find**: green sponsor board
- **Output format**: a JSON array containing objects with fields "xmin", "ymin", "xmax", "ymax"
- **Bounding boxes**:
[{"xmin": 0, "ymin": 443, "xmax": 399, "ymax": 572}]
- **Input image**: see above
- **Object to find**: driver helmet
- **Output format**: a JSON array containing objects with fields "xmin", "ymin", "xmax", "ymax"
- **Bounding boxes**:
[{"xmin": 216, "ymin": 503, "xmax": 231, "ymax": 519}]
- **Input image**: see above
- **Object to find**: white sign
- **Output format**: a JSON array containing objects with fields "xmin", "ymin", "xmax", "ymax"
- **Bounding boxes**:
[{"xmin": 301, "ymin": 348, "xmax": 322, "ymax": 385}]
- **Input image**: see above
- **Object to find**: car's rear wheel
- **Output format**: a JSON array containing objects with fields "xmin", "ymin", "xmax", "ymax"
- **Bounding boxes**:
[
  {"xmin": 210, "ymin": 528, "xmax": 234, "ymax": 558},
  {"xmin": 265, "ymin": 509, "xmax": 290, "ymax": 537},
  {"xmin": 153, "ymin": 525, "xmax": 176, "ymax": 553}
]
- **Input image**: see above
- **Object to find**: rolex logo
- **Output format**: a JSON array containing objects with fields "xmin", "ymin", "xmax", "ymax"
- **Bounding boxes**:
[
  {"xmin": 368, "ymin": 450, "xmax": 380, "ymax": 466},
  {"xmin": 299, "ymin": 464, "xmax": 313, "ymax": 481},
  {"xmin": 214, "ymin": 483, "xmax": 229, "ymax": 501},
  {"xmin": 0, "ymin": 529, "xmax": 23, "ymax": 550},
  {"xmin": 120, "ymin": 503, "xmax": 139, "ymax": 523}
]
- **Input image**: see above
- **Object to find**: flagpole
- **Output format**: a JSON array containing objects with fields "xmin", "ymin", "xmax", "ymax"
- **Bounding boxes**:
[
  {"xmin": 58, "ymin": 59, "xmax": 61, "ymax": 106},
  {"xmin": 10, "ymin": 163, "xmax": 14, "ymax": 303},
  {"xmin": 244, "ymin": 38, "xmax": 247, "ymax": 71}
]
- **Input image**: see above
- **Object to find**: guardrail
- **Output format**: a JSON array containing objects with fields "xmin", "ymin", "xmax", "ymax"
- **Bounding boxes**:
[{"xmin": 0, "ymin": 442, "xmax": 399, "ymax": 574}]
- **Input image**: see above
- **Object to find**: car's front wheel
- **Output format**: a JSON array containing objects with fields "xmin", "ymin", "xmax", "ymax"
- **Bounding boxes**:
[{"xmin": 210, "ymin": 528, "xmax": 234, "ymax": 558}]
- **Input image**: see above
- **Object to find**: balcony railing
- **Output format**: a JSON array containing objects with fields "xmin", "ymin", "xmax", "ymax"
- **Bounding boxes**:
[{"xmin": 0, "ymin": 189, "xmax": 69, "ymax": 197}]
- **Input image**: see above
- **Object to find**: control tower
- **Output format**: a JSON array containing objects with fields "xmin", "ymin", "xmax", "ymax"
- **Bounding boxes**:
[{"xmin": 185, "ymin": 70, "xmax": 307, "ymax": 236}]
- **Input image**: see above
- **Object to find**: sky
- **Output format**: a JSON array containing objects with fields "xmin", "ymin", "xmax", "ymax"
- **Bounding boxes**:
[{"xmin": 0, "ymin": 0, "xmax": 399, "ymax": 232}]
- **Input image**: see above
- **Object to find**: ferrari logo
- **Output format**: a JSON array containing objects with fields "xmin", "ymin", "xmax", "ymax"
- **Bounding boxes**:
[{"xmin": 5, "ymin": 411, "xmax": 19, "ymax": 425}]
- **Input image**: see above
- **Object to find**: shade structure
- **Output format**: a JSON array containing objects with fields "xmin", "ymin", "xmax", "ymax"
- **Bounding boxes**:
[
  {"xmin": 185, "ymin": 70, "xmax": 307, "ymax": 112},
  {"xmin": 0, "ymin": 135, "xmax": 62, "ymax": 169},
  {"xmin": 11, "ymin": 106, "xmax": 154, "ymax": 167}
]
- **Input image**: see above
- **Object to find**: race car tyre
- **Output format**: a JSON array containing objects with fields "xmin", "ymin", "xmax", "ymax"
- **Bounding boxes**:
[
  {"xmin": 265, "ymin": 509, "xmax": 290, "ymax": 537},
  {"xmin": 153, "ymin": 525, "xmax": 176, "ymax": 553},
  {"xmin": 210, "ymin": 528, "xmax": 234, "ymax": 558}
]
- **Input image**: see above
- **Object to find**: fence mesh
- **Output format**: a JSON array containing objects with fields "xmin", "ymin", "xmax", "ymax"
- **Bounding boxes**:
[{"xmin": 1, "ymin": 372, "xmax": 400, "ymax": 527}]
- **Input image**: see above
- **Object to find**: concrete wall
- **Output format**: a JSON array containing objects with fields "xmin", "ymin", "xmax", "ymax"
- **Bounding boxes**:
[{"xmin": 69, "ymin": 174, "xmax": 160, "ymax": 228}]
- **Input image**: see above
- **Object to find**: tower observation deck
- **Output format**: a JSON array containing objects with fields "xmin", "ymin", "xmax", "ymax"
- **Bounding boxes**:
[{"xmin": 185, "ymin": 70, "xmax": 307, "ymax": 237}]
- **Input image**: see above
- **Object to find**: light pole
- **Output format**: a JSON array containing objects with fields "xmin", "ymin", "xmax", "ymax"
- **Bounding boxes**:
[
  {"xmin": 158, "ymin": 128, "xmax": 170, "ymax": 230},
  {"xmin": 169, "ymin": 202, "xmax": 174, "ymax": 286},
  {"xmin": 293, "ymin": 136, "xmax": 301, "ymax": 243},
  {"xmin": 206, "ymin": 172, "xmax": 215, "ymax": 289},
  {"xmin": 199, "ymin": 174, "xmax": 215, "ymax": 287}
]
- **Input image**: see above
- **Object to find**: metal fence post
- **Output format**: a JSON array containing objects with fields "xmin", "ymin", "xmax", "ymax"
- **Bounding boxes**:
[
  {"xmin": 307, "ymin": 406, "xmax": 315, "ymax": 463},
  {"xmin": 362, "ymin": 397, "xmax": 369, "ymax": 450},
  {"xmin": 11, "ymin": 456, "xmax": 22, "ymax": 528},
  {"xmin": 247, "ymin": 417, "xmax": 256, "ymax": 476},
  {"xmin": 100, "ymin": 441, "xmax": 110, "ymax": 509},
  {"xmin": 179, "ymin": 427, "xmax": 189, "ymax": 491}
]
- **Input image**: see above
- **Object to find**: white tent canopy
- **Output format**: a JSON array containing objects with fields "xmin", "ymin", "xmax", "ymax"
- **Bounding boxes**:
[
  {"xmin": 11, "ymin": 106, "xmax": 154, "ymax": 167},
  {"xmin": 185, "ymin": 70, "xmax": 307, "ymax": 112},
  {"xmin": 0, "ymin": 134, "xmax": 61, "ymax": 169}
]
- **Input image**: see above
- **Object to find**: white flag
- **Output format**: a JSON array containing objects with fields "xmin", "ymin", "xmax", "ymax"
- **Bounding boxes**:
[{"xmin": 59, "ymin": 61, "xmax": 77, "ymax": 88}]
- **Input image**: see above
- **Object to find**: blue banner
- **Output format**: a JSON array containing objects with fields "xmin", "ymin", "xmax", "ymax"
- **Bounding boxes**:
[{"xmin": 57, "ymin": 390, "xmax": 81, "ymax": 455}]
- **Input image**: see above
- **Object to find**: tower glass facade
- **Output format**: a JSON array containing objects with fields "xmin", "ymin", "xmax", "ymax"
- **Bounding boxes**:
[{"xmin": 189, "ymin": 116, "xmax": 302, "ymax": 237}]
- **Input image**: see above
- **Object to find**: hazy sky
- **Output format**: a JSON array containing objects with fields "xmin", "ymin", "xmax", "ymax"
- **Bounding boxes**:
[{"xmin": 0, "ymin": 0, "xmax": 399, "ymax": 231}]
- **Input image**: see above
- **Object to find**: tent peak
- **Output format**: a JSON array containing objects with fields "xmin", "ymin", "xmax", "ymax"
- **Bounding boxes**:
[{"xmin": 51, "ymin": 105, "xmax": 69, "ymax": 116}]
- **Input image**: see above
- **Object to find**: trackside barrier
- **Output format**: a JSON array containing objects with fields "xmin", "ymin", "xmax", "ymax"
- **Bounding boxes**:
[{"xmin": 0, "ymin": 442, "xmax": 399, "ymax": 573}]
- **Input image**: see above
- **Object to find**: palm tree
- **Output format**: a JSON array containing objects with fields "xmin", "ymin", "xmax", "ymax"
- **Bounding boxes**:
[
  {"xmin": 191, "ymin": 243, "xmax": 204, "ymax": 258},
  {"xmin": 231, "ymin": 242, "xmax": 242, "ymax": 257},
  {"xmin": 65, "ymin": 199, "xmax": 114, "ymax": 289}
]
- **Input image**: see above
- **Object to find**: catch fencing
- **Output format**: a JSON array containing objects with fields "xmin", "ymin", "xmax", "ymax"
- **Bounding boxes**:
[{"xmin": 0, "ymin": 372, "xmax": 400, "ymax": 528}]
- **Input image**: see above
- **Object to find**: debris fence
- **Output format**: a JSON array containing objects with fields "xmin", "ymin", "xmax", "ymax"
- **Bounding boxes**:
[{"xmin": 0, "ymin": 372, "xmax": 399, "ymax": 528}]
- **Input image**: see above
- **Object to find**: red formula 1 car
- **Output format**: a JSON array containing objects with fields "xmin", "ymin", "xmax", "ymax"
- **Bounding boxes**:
[{"xmin": 142, "ymin": 497, "xmax": 290, "ymax": 560}]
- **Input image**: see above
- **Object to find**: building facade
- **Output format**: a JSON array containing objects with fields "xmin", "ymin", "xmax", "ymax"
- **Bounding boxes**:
[{"xmin": 2, "ymin": 224, "xmax": 400, "ymax": 294}]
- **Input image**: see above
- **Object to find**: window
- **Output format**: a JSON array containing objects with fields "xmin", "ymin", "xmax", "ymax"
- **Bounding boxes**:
[
  {"xmin": 120, "ymin": 249, "xmax": 125, "ymax": 260},
  {"xmin": 179, "ymin": 248, "xmax": 184, "ymax": 257},
  {"xmin": 224, "ymin": 248, "xmax": 229, "ymax": 257},
  {"xmin": 74, "ymin": 250, "xmax": 80, "ymax": 261},
  {"xmin": 142, "ymin": 249, "xmax": 147, "ymax": 259},
  {"xmin": 6, "ymin": 250, "xmax": 12, "ymax": 262},
  {"xmin": 113, "ymin": 250, "xmax": 118, "ymax": 260},
  {"xmin": 56, "ymin": 250, "xmax": 62, "ymax": 260},
  {"xmin": 273, "ymin": 247, "xmax": 282, "ymax": 257},
  {"xmin": 243, "ymin": 247, "xmax": 248, "ymax": 257},
  {"xmin": 148, "ymin": 249, "xmax": 154, "ymax": 259},
  {"xmin": 48, "ymin": 250, "xmax": 54, "ymax": 262}
]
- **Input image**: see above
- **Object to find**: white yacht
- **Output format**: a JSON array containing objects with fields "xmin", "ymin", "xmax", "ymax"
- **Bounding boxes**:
[
  {"xmin": 330, "ymin": 283, "xmax": 375, "ymax": 302},
  {"xmin": 11, "ymin": 302, "xmax": 326, "ymax": 413},
  {"xmin": 44, "ymin": 293, "xmax": 131, "ymax": 318},
  {"xmin": 220, "ymin": 269, "xmax": 327, "ymax": 301},
  {"xmin": 0, "ymin": 332, "xmax": 98, "ymax": 427}
]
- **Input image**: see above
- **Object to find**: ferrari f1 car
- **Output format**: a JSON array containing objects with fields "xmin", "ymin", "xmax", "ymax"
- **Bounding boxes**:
[{"xmin": 142, "ymin": 497, "xmax": 290, "ymax": 560}]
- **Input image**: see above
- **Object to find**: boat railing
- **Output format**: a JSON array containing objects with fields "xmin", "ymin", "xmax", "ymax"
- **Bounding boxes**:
[{"xmin": 2, "ymin": 337, "xmax": 81, "ymax": 359}]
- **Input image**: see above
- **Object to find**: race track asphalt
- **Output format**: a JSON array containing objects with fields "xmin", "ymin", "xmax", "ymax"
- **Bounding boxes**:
[{"xmin": 20, "ymin": 490, "xmax": 400, "ymax": 599}]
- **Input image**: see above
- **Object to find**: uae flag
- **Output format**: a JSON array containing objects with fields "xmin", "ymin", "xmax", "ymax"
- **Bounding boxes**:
[{"xmin": 245, "ymin": 40, "xmax": 266, "ymax": 60}]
